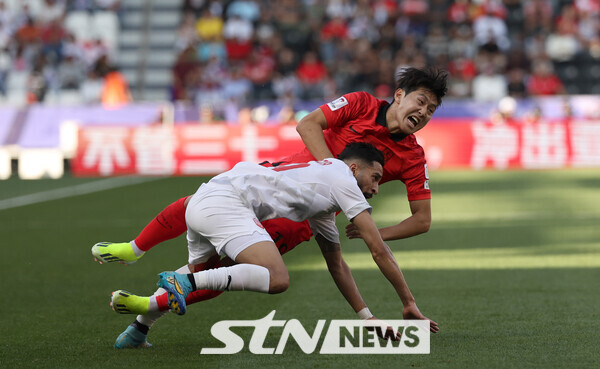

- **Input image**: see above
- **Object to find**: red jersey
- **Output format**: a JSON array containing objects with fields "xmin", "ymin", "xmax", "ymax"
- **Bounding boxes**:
[{"xmin": 282, "ymin": 92, "xmax": 431, "ymax": 202}]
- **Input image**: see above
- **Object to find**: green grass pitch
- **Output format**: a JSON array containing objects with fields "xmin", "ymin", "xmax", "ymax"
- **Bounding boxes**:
[{"xmin": 1, "ymin": 169, "xmax": 599, "ymax": 368}]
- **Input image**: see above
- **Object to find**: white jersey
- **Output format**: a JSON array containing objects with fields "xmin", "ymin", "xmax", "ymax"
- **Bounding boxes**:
[{"xmin": 205, "ymin": 158, "xmax": 371, "ymax": 243}]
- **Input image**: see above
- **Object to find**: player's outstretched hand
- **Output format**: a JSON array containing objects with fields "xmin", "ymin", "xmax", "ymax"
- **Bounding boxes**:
[
  {"xmin": 364, "ymin": 316, "xmax": 401, "ymax": 341},
  {"xmin": 402, "ymin": 303, "xmax": 439, "ymax": 334},
  {"xmin": 345, "ymin": 223, "xmax": 362, "ymax": 239}
]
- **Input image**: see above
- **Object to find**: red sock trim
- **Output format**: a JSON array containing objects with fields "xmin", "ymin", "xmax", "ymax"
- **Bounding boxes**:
[
  {"xmin": 185, "ymin": 289, "xmax": 224, "ymax": 304},
  {"xmin": 156, "ymin": 292, "xmax": 170, "ymax": 312}
]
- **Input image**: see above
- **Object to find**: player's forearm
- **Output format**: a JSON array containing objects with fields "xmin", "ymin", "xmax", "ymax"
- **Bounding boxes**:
[
  {"xmin": 347, "ymin": 200, "xmax": 431, "ymax": 241},
  {"xmin": 296, "ymin": 110, "xmax": 333, "ymax": 160},
  {"xmin": 370, "ymin": 246, "xmax": 416, "ymax": 306},
  {"xmin": 357, "ymin": 216, "xmax": 414, "ymax": 306},
  {"xmin": 378, "ymin": 215, "xmax": 430, "ymax": 240},
  {"xmin": 379, "ymin": 199, "xmax": 431, "ymax": 240},
  {"xmin": 298, "ymin": 126, "xmax": 332, "ymax": 160},
  {"xmin": 355, "ymin": 212, "xmax": 416, "ymax": 306},
  {"xmin": 327, "ymin": 259, "xmax": 368, "ymax": 313},
  {"xmin": 317, "ymin": 234, "xmax": 368, "ymax": 313}
]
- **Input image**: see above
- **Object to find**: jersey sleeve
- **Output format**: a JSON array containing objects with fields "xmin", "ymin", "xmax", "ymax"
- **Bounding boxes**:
[
  {"xmin": 404, "ymin": 167, "xmax": 431, "ymax": 201},
  {"xmin": 308, "ymin": 213, "xmax": 340, "ymax": 244},
  {"xmin": 319, "ymin": 92, "xmax": 369, "ymax": 129},
  {"xmin": 402, "ymin": 144, "xmax": 431, "ymax": 201},
  {"xmin": 330, "ymin": 166, "xmax": 372, "ymax": 221}
]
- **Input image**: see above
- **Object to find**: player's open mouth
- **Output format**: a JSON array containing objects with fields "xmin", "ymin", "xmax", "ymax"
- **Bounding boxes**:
[{"xmin": 408, "ymin": 116, "xmax": 419, "ymax": 128}]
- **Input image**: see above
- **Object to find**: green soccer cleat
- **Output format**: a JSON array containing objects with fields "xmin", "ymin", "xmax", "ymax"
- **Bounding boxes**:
[
  {"xmin": 157, "ymin": 271, "xmax": 193, "ymax": 316},
  {"xmin": 110, "ymin": 290, "xmax": 150, "ymax": 315},
  {"xmin": 91, "ymin": 242, "xmax": 144, "ymax": 264},
  {"xmin": 114, "ymin": 325, "xmax": 152, "ymax": 349}
]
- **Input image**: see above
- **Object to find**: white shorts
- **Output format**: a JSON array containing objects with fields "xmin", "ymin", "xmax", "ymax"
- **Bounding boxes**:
[{"xmin": 185, "ymin": 183, "xmax": 272, "ymax": 264}]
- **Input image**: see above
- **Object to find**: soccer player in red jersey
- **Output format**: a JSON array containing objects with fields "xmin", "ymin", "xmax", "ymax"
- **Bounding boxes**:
[{"xmin": 93, "ymin": 67, "xmax": 448, "ymax": 348}]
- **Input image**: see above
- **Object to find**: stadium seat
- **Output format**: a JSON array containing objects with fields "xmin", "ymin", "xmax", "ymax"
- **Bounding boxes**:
[
  {"xmin": 150, "ymin": 11, "xmax": 181, "ymax": 29},
  {"xmin": 565, "ymin": 84, "xmax": 580, "ymax": 95},
  {"xmin": 92, "ymin": 12, "xmax": 120, "ymax": 54},
  {"xmin": 44, "ymin": 90, "xmax": 59, "ymax": 104},
  {"xmin": 145, "ymin": 53, "xmax": 176, "ymax": 68},
  {"xmin": 6, "ymin": 70, "xmax": 28, "ymax": 91},
  {"xmin": 5, "ymin": 0, "xmax": 42, "ymax": 14},
  {"xmin": 122, "ymin": 0, "xmax": 145, "ymax": 10},
  {"xmin": 94, "ymin": 11, "xmax": 119, "ymax": 30},
  {"xmin": 58, "ymin": 91, "xmax": 84, "ymax": 106},
  {"xmin": 144, "ymin": 70, "xmax": 173, "ymax": 86},
  {"xmin": 65, "ymin": 11, "xmax": 94, "ymax": 43},
  {"xmin": 147, "ymin": 31, "xmax": 177, "ymax": 48},
  {"xmin": 142, "ymin": 88, "xmax": 170, "ymax": 101},
  {"xmin": 590, "ymin": 84, "xmax": 600, "ymax": 94},
  {"xmin": 119, "ymin": 30, "xmax": 143, "ymax": 49},
  {"xmin": 590, "ymin": 64, "xmax": 600, "ymax": 79},
  {"xmin": 122, "ymin": 69, "xmax": 138, "ymax": 85},
  {"xmin": 117, "ymin": 50, "xmax": 141, "ymax": 68},
  {"xmin": 122, "ymin": 11, "xmax": 144, "ymax": 29},
  {"xmin": 6, "ymin": 90, "xmax": 27, "ymax": 106}
]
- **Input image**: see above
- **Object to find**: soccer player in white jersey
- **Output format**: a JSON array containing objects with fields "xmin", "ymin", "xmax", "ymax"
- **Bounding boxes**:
[{"xmin": 106, "ymin": 142, "xmax": 438, "ymax": 346}]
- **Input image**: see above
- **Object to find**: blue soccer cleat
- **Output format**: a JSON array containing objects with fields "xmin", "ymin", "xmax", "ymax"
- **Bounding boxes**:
[
  {"xmin": 157, "ymin": 271, "xmax": 193, "ymax": 316},
  {"xmin": 114, "ymin": 325, "xmax": 152, "ymax": 349}
]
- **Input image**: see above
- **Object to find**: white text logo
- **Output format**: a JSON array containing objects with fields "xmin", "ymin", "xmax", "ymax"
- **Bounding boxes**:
[{"xmin": 200, "ymin": 310, "xmax": 430, "ymax": 355}]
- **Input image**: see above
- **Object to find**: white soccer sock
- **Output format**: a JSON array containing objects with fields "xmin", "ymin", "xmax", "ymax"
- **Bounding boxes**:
[
  {"xmin": 136, "ymin": 310, "xmax": 167, "ymax": 328},
  {"xmin": 130, "ymin": 240, "xmax": 145, "ymax": 257},
  {"xmin": 193, "ymin": 264, "xmax": 270, "ymax": 293},
  {"xmin": 136, "ymin": 288, "xmax": 167, "ymax": 328},
  {"xmin": 148, "ymin": 295, "xmax": 158, "ymax": 312}
]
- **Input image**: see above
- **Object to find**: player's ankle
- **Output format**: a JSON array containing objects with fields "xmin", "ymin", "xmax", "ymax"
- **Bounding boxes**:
[{"xmin": 130, "ymin": 320, "xmax": 149, "ymax": 335}]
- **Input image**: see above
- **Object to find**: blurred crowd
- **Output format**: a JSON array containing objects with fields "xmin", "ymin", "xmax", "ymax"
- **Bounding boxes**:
[
  {"xmin": 174, "ymin": 0, "xmax": 600, "ymax": 113},
  {"xmin": 1, "ymin": 0, "xmax": 600, "ymax": 110},
  {"xmin": 0, "ymin": 0, "xmax": 123, "ymax": 104}
]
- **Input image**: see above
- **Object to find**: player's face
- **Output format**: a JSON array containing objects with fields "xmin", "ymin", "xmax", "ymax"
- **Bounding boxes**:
[
  {"xmin": 387, "ymin": 88, "xmax": 438, "ymax": 135},
  {"xmin": 354, "ymin": 161, "xmax": 383, "ymax": 199}
]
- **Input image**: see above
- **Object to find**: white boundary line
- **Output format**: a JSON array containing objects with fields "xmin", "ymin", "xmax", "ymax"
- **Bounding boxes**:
[{"xmin": 0, "ymin": 177, "xmax": 161, "ymax": 211}]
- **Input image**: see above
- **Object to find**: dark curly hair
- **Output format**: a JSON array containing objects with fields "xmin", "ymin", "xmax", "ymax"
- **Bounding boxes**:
[{"xmin": 338, "ymin": 142, "xmax": 385, "ymax": 168}]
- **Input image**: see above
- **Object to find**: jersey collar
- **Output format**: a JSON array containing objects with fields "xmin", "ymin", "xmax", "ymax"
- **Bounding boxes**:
[{"xmin": 376, "ymin": 102, "xmax": 407, "ymax": 142}]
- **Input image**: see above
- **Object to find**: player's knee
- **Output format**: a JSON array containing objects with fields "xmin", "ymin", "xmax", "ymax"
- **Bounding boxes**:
[
  {"xmin": 269, "ymin": 279, "xmax": 289, "ymax": 294},
  {"xmin": 268, "ymin": 267, "xmax": 289, "ymax": 294}
]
